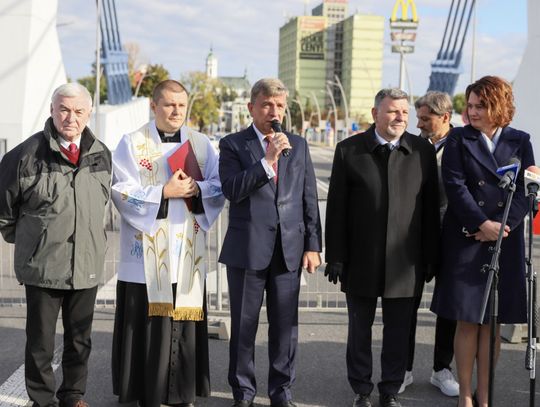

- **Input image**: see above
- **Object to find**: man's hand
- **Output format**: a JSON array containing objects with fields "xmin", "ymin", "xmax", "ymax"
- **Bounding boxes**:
[
  {"xmin": 302, "ymin": 251, "xmax": 321, "ymax": 274},
  {"xmin": 163, "ymin": 169, "xmax": 199, "ymax": 199},
  {"xmin": 467, "ymin": 220, "xmax": 510, "ymax": 242},
  {"xmin": 265, "ymin": 132, "xmax": 292, "ymax": 167},
  {"xmin": 324, "ymin": 262, "xmax": 343, "ymax": 284}
]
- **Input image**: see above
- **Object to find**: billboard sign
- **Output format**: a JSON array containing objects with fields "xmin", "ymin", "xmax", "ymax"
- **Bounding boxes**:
[{"xmin": 299, "ymin": 18, "xmax": 325, "ymax": 60}]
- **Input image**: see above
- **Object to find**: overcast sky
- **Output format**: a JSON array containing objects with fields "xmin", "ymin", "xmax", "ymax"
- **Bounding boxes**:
[{"xmin": 56, "ymin": 0, "xmax": 527, "ymax": 97}]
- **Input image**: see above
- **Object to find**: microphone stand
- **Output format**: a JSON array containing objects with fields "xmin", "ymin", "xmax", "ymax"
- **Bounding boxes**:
[
  {"xmin": 479, "ymin": 178, "xmax": 517, "ymax": 407},
  {"xmin": 526, "ymin": 191, "xmax": 538, "ymax": 407}
]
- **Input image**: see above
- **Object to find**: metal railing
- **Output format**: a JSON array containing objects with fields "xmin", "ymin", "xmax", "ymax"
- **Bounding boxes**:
[{"xmin": 0, "ymin": 200, "xmax": 444, "ymax": 312}]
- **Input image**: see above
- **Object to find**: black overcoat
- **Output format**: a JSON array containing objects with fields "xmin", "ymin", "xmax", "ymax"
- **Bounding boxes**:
[{"xmin": 325, "ymin": 125, "xmax": 440, "ymax": 298}]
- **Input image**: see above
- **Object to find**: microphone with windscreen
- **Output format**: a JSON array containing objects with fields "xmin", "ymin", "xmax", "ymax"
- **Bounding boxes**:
[
  {"xmin": 496, "ymin": 157, "xmax": 521, "ymax": 189},
  {"xmin": 270, "ymin": 119, "xmax": 290, "ymax": 157},
  {"xmin": 525, "ymin": 166, "xmax": 540, "ymax": 198}
]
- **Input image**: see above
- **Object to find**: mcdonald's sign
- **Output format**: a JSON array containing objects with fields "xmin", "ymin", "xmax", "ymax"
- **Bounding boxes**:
[{"xmin": 390, "ymin": 0, "xmax": 418, "ymax": 23}]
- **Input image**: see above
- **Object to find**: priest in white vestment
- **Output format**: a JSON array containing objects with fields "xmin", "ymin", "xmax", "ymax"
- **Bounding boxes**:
[{"xmin": 111, "ymin": 80, "xmax": 224, "ymax": 407}]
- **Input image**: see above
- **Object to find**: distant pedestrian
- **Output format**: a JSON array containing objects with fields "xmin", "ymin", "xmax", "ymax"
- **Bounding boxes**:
[
  {"xmin": 0, "ymin": 82, "xmax": 112, "ymax": 407},
  {"xmin": 325, "ymin": 88, "xmax": 440, "ymax": 407}
]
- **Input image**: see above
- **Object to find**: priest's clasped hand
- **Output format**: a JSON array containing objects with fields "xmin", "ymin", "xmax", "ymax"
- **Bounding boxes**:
[
  {"xmin": 324, "ymin": 262, "xmax": 343, "ymax": 284},
  {"xmin": 163, "ymin": 168, "xmax": 199, "ymax": 199}
]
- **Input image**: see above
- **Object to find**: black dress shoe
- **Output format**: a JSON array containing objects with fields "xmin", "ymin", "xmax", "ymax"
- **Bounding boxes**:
[
  {"xmin": 353, "ymin": 393, "xmax": 372, "ymax": 407},
  {"xmin": 379, "ymin": 393, "xmax": 402, "ymax": 407},
  {"xmin": 270, "ymin": 402, "xmax": 297, "ymax": 407},
  {"xmin": 231, "ymin": 401, "xmax": 253, "ymax": 407}
]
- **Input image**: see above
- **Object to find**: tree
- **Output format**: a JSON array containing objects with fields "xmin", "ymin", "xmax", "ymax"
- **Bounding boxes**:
[
  {"xmin": 181, "ymin": 71, "xmax": 221, "ymax": 132},
  {"xmin": 216, "ymin": 83, "xmax": 238, "ymax": 103},
  {"xmin": 77, "ymin": 74, "xmax": 107, "ymax": 103},
  {"xmin": 135, "ymin": 64, "xmax": 170, "ymax": 98},
  {"xmin": 124, "ymin": 42, "xmax": 144, "ymax": 77},
  {"xmin": 453, "ymin": 93, "xmax": 466, "ymax": 114}
]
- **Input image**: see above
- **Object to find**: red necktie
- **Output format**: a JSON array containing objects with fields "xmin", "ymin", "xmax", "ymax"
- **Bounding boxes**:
[
  {"xmin": 61, "ymin": 143, "xmax": 80, "ymax": 165},
  {"xmin": 265, "ymin": 136, "xmax": 278, "ymax": 184}
]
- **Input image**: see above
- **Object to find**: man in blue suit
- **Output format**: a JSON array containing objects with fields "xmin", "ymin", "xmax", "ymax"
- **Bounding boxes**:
[{"xmin": 219, "ymin": 78, "xmax": 322, "ymax": 407}]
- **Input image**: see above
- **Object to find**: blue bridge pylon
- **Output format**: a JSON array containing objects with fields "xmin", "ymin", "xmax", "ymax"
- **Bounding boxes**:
[
  {"xmin": 427, "ymin": 0, "xmax": 476, "ymax": 96},
  {"xmin": 100, "ymin": 0, "xmax": 132, "ymax": 105}
]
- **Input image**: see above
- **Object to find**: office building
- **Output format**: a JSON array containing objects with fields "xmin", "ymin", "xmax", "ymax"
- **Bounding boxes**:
[{"xmin": 278, "ymin": 0, "xmax": 384, "ymax": 122}]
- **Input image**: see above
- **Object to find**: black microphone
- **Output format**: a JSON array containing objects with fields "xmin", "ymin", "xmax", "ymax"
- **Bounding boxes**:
[
  {"xmin": 270, "ymin": 119, "xmax": 290, "ymax": 157},
  {"xmin": 497, "ymin": 157, "xmax": 521, "ymax": 189},
  {"xmin": 525, "ymin": 167, "xmax": 540, "ymax": 197}
]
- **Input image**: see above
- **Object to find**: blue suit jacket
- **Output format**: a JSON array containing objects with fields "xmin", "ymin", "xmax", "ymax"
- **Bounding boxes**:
[{"xmin": 218, "ymin": 125, "xmax": 321, "ymax": 271}]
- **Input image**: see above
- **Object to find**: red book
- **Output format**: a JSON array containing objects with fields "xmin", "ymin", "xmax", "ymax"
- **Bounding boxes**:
[{"xmin": 167, "ymin": 141, "xmax": 203, "ymax": 211}]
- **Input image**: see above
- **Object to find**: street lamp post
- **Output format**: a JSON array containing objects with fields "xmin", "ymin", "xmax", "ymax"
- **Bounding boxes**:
[
  {"xmin": 326, "ymin": 83, "xmax": 338, "ymax": 145},
  {"xmin": 187, "ymin": 92, "xmax": 202, "ymax": 127},
  {"xmin": 309, "ymin": 91, "xmax": 322, "ymax": 134},
  {"xmin": 291, "ymin": 98, "xmax": 306, "ymax": 137},
  {"xmin": 471, "ymin": 0, "xmax": 477, "ymax": 82},
  {"xmin": 134, "ymin": 64, "xmax": 149, "ymax": 97},
  {"xmin": 95, "ymin": 0, "xmax": 102, "ymax": 138},
  {"xmin": 284, "ymin": 105, "xmax": 292, "ymax": 132},
  {"xmin": 329, "ymin": 75, "xmax": 349, "ymax": 135},
  {"xmin": 389, "ymin": 0, "xmax": 419, "ymax": 91}
]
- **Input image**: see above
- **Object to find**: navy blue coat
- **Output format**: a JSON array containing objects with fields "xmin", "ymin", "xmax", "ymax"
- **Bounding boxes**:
[
  {"xmin": 218, "ymin": 125, "xmax": 322, "ymax": 271},
  {"xmin": 430, "ymin": 125, "xmax": 535, "ymax": 324}
]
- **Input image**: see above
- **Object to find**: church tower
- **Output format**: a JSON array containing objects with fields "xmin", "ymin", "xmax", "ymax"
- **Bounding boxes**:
[{"xmin": 206, "ymin": 46, "xmax": 218, "ymax": 78}]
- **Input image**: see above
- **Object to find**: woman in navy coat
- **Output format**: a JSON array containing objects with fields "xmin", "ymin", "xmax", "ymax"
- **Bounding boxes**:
[{"xmin": 431, "ymin": 76, "xmax": 535, "ymax": 407}]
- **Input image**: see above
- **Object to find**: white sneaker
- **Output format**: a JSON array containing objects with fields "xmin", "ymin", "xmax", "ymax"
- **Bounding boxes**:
[
  {"xmin": 398, "ymin": 370, "xmax": 413, "ymax": 394},
  {"xmin": 430, "ymin": 368, "xmax": 459, "ymax": 397}
]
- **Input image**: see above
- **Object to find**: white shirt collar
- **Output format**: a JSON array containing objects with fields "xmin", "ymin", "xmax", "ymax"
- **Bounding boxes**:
[
  {"xmin": 431, "ymin": 136, "xmax": 447, "ymax": 150},
  {"xmin": 252, "ymin": 123, "xmax": 269, "ymax": 143},
  {"xmin": 58, "ymin": 135, "xmax": 81, "ymax": 149},
  {"xmin": 481, "ymin": 127, "xmax": 501, "ymax": 154},
  {"xmin": 374, "ymin": 129, "xmax": 400, "ymax": 149}
]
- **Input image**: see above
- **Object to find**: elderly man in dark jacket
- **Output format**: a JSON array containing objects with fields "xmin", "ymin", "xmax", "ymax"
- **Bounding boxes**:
[
  {"xmin": 325, "ymin": 88, "xmax": 440, "ymax": 407},
  {"xmin": 0, "ymin": 83, "xmax": 111, "ymax": 407}
]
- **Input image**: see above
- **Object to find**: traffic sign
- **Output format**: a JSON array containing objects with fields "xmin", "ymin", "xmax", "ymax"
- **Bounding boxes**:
[
  {"xmin": 391, "ymin": 32, "xmax": 417, "ymax": 41},
  {"xmin": 392, "ymin": 44, "xmax": 415, "ymax": 54}
]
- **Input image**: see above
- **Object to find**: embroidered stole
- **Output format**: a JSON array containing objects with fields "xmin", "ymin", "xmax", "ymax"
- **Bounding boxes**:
[{"xmin": 132, "ymin": 124, "xmax": 208, "ymax": 321}]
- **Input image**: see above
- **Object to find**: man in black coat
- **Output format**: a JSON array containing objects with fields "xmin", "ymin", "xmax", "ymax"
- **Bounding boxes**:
[{"xmin": 324, "ymin": 88, "xmax": 440, "ymax": 407}]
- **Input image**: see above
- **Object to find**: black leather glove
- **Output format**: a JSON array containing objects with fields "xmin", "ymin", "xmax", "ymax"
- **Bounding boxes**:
[
  {"xmin": 324, "ymin": 262, "xmax": 343, "ymax": 285},
  {"xmin": 425, "ymin": 264, "xmax": 439, "ymax": 283}
]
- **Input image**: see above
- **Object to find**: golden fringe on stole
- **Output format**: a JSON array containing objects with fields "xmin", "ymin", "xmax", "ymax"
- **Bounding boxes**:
[
  {"xmin": 172, "ymin": 307, "xmax": 204, "ymax": 321},
  {"xmin": 148, "ymin": 302, "xmax": 174, "ymax": 317}
]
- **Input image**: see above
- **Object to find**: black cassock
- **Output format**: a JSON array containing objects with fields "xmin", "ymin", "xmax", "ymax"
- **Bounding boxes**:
[
  {"xmin": 111, "ymin": 129, "xmax": 210, "ymax": 407},
  {"xmin": 112, "ymin": 282, "xmax": 210, "ymax": 406}
]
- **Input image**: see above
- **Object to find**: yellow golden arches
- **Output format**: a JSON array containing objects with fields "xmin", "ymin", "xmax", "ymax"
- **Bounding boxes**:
[{"xmin": 391, "ymin": 0, "xmax": 419, "ymax": 22}]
